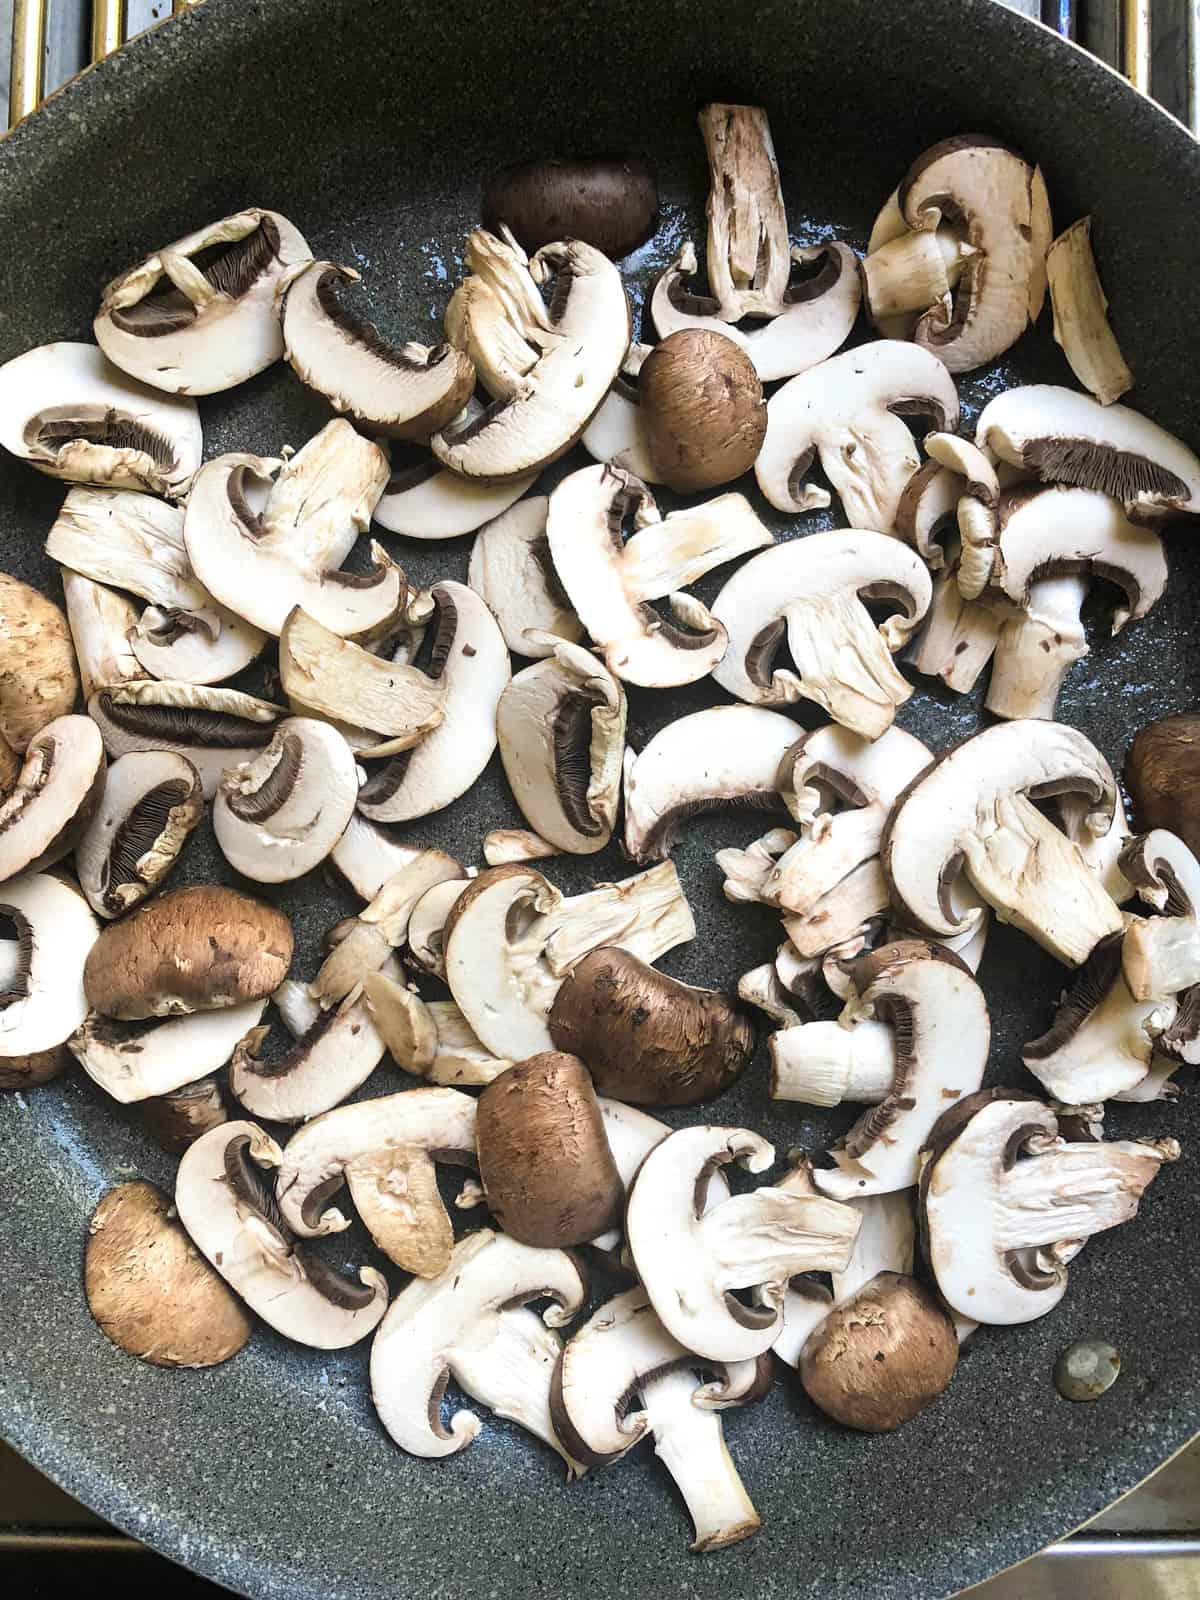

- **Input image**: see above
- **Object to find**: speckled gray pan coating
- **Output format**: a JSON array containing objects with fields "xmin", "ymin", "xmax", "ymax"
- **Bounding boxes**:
[{"xmin": 1, "ymin": 1, "xmax": 1199, "ymax": 1597}]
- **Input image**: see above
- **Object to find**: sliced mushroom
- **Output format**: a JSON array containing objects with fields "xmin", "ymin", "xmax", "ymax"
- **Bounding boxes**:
[
  {"xmin": 443, "ymin": 225, "xmax": 563, "ymax": 399},
  {"xmin": 75, "ymin": 750, "xmax": 202, "ymax": 917},
  {"xmin": 1046, "ymin": 217, "xmax": 1132, "ymax": 406},
  {"xmin": 626, "ymin": 1125, "xmax": 860, "ymax": 1361},
  {"xmin": 862, "ymin": 188, "xmax": 972, "ymax": 337},
  {"xmin": 920, "ymin": 1089, "xmax": 1178, "ymax": 1325},
  {"xmin": 591, "ymin": 1098, "xmax": 732, "ymax": 1259},
  {"xmin": 405, "ymin": 876, "xmax": 471, "ymax": 980},
  {"xmin": 769, "ymin": 1014, "xmax": 895, "ymax": 1107},
  {"xmin": 443, "ymin": 860, "xmax": 695, "ymax": 1060},
  {"xmin": 0, "ymin": 574, "xmax": 79, "ymax": 752},
  {"xmin": 907, "ymin": 536, "xmax": 1006, "ymax": 691},
  {"xmin": 369, "ymin": 1227, "xmax": 587, "ymax": 1468},
  {"xmin": 893, "ymin": 459, "xmax": 959, "ymax": 568},
  {"xmin": 87, "ymin": 680, "xmax": 285, "ymax": 799},
  {"xmin": 175, "ymin": 1121, "xmax": 388, "ymax": 1348},
  {"xmin": 1126, "ymin": 714, "xmax": 1200, "ymax": 858},
  {"xmin": 580, "ymin": 343, "xmax": 663, "ymax": 482},
  {"xmin": 1121, "ymin": 830, "xmax": 1200, "ymax": 1000},
  {"xmin": 830, "ymin": 1188, "xmax": 917, "ymax": 1306},
  {"xmin": 0, "ymin": 715, "xmax": 105, "ymax": 883},
  {"xmin": 753, "ymin": 341, "xmax": 959, "ymax": 525},
  {"xmin": 482, "ymin": 829, "xmax": 559, "ymax": 865},
  {"xmin": 0, "ymin": 873, "xmax": 98, "ymax": 1059},
  {"xmin": 883, "ymin": 720, "xmax": 1125, "ymax": 966},
  {"xmin": 466, "ymin": 495, "xmax": 582, "ymax": 657},
  {"xmin": 698, "ymin": 103, "xmax": 790, "ymax": 321},
  {"xmin": 369, "ymin": 984, "xmax": 509, "ymax": 1087},
  {"xmin": 61, "ymin": 572, "xmax": 141, "ymax": 699},
  {"xmin": 329, "ymin": 815, "xmax": 453, "ymax": 902},
  {"xmin": 975, "ymin": 386, "xmax": 1200, "ymax": 521},
  {"xmin": 374, "ymin": 446, "xmax": 537, "ymax": 540},
  {"xmin": 94, "ymin": 209, "xmax": 311, "ymax": 394},
  {"xmin": 274, "ymin": 1086, "xmax": 477, "ymax": 1276},
  {"xmin": 0, "ymin": 342, "xmax": 202, "ymax": 496},
  {"xmin": 144, "ymin": 1077, "xmax": 229, "ymax": 1152},
  {"xmin": 69, "ymin": 1000, "xmax": 267, "ymax": 1103},
  {"xmin": 784, "ymin": 861, "xmax": 891, "ymax": 961},
  {"xmin": 711, "ymin": 532, "xmax": 931, "ymax": 738}
]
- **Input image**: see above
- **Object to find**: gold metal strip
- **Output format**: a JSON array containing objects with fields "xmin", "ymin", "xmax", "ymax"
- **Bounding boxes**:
[
  {"xmin": 91, "ymin": 0, "xmax": 127, "ymax": 63},
  {"xmin": 8, "ymin": 0, "xmax": 48, "ymax": 127},
  {"xmin": 1122, "ymin": 0, "xmax": 1151, "ymax": 94}
]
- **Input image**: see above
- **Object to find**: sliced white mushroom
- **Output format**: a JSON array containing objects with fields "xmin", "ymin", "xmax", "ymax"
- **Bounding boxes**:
[
  {"xmin": 1121, "ymin": 830, "xmax": 1200, "ymax": 1000},
  {"xmin": 466, "ymin": 495, "xmax": 582, "ymax": 657},
  {"xmin": 783, "ymin": 862, "xmax": 890, "ymax": 961},
  {"xmin": 893, "ymin": 459, "xmax": 958, "ymax": 568},
  {"xmin": 328, "ymin": 815, "xmax": 450, "ymax": 903},
  {"xmin": 94, "ymin": 209, "xmax": 311, "ymax": 394},
  {"xmin": 907, "ymin": 538, "xmax": 1005, "ymax": 692},
  {"xmin": 716, "ymin": 827, "xmax": 799, "ymax": 907},
  {"xmin": 0, "ymin": 716, "xmax": 106, "ymax": 883},
  {"xmin": 0, "ymin": 873, "xmax": 98, "ymax": 1057},
  {"xmin": 443, "ymin": 226, "xmax": 563, "ymax": 399},
  {"xmin": 830, "ymin": 1189, "xmax": 916, "ymax": 1306},
  {"xmin": 698, "ymin": 103, "xmax": 790, "ymax": 321},
  {"xmin": 69, "ymin": 1001, "xmax": 267, "ymax": 1103},
  {"xmin": 406, "ymin": 877, "xmax": 471, "ymax": 980},
  {"xmin": 580, "ymin": 344, "xmax": 661, "ymax": 481},
  {"xmin": 1046, "ymin": 217, "xmax": 1132, "ymax": 406},
  {"xmin": 769, "ymin": 1015, "xmax": 895, "ymax": 1107},
  {"xmin": 377, "ymin": 991, "xmax": 509, "ymax": 1087},
  {"xmin": 75, "ymin": 750, "xmax": 203, "ymax": 917},
  {"xmin": 374, "ymin": 450, "xmax": 537, "ymax": 540},
  {"xmin": 61, "ymin": 572, "xmax": 142, "ymax": 700},
  {"xmin": 481, "ymin": 829, "xmax": 559, "ymax": 865}
]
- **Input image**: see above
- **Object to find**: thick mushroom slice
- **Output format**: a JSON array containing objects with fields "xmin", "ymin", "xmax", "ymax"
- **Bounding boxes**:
[
  {"xmin": 374, "ymin": 447, "xmax": 537, "ymax": 541},
  {"xmin": 753, "ymin": 341, "xmax": 959, "ymax": 526},
  {"xmin": 0, "ymin": 874, "xmax": 98, "ymax": 1060},
  {"xmin": 0, "ymin": 342, "xmax": 202, "ymax": 497},
  {"xmin": 214, "ymin": 718, "xmax": 359, "ymax": 883},
  {"xmin": 274, "ymin": 1086, "xmax": 477, "ymax": 1277},
  {"xmin": 176, "ymin": 1121, "xmax": 388, "ymax": 1348},
  {"xmin": 279, "ymin": 260, "xmax": 474, "ymax": 438},
  {"xmin": 1046, "ymin": 217, "xmax": 1132, "ymax": 407},
  {"xmin": 75, "ymin": 750, "xmax": 202, "ymax": 917},
  {"xmin": 0, "ymin": 715, "xmax": 106, "ymax": 883},
  {"xmin": 622, "ymin": 705, "xmax": 798, "ymax": 863},
  {"xmin": 711, "ymin": 532, "xmax": 931, "ymax": 738},
  {"xmin": 405, "ymin": 878, "xmax": 470, "ymax": 978},
  {"xmin": 94, "ymin": 209, "xmax": 311, "ymax": 394},
  {"xmin": 883, "ymin": 720, "xmax": 1125, "ymax": 966},
  {"xmin": 369, "ymin": 1227, "xmax": 587, "ymax": 1469},
  {"xmin": 354, "ymin": 583, "xmax": 511, "ymax": 823},
  {"xmin": 366, "ymin": 981, "xmax": 511, "ymax": 1087},
  {"xmin": 920, "ymin": 1089, "xmax": 1178, "ymax": 1325},
  {"xmin": 87, "ymin": 680, "xmax": 285, "ymax": 800},
  {"xmin": 626, "ymin": 1126, "xmax": 860, "ymax": 1361},
  {"xmin": 551, "ymin": 1286, "xmax": 765, "ymax": 1552},
  {"xmin": 466, "ymin": 495, "xmax": 582, "ymax": 657},
  {"xmin": 444, "ymin": 860, "xmax": 695, "ymax": 1060},
  {"xmin": 590, "ymin": 1099, "xmax": 732, "ymax": 1260},
  {"xmin": 69, "ymin": 1001, "xmax": 267, "ymax": 1103},
  {"xmin": 0, "ymin": 575, "xmax": 78, "ymax": 753},
  {"xmin": 976, "ymin": 386, "xmax": 1200, "ymax": 521},
  {"xmin": 1120, "ymin": 830, "xmax": 1200, "ymax": 1000},
  {"xmin": 698, "ymin": 103, "xmax": 790, "ymax": 322},
  {"xmin": 497, "ymin": 640, "xmax": 625, "ymax": 855},
  {"xmin": 61, "ymin": 572, "xmax": 141, "ymax": 699},
  {"xmin": 546, "ymin": 464, "xmax": 772, "ymax": 688}
]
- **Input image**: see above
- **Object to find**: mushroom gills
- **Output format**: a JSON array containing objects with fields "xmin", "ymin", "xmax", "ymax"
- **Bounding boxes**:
[{"xmin": 88, "ymin": 682, "xmax": 284, "ymax": 799}]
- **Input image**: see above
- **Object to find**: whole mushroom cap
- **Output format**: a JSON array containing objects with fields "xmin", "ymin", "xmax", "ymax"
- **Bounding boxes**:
[
  {"xmin": 0, "ymin": 574, "xmax": 79, "ymax": 752},
  {"xmin": 640, "ymin": 329, "xmax": 767, "ymax": 492},
  {"xmin": 1126, "ymin": 715, "xmax": 1200, "ymax": 860}
]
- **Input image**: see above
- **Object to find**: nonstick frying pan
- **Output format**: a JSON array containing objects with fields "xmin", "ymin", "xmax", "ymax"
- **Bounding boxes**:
[{"xmin": 2, "ymin": 2, "xmax": 1200, "ymax": 1596}]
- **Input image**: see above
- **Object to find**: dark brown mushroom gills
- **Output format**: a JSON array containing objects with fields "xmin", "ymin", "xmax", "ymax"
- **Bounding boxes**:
[
  {"xmin": 481, "ymin": 156, "xmax": 658, "ymax": 260},
  {"xmin": 639, "ymin": 329, "xmax": 767, "ymax": 492},
  {"xmin": 1126, "ymin": 714, "xmax": 1200, "ymax": 859}
]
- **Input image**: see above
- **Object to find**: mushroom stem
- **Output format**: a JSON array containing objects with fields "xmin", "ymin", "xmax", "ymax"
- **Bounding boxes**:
[
  {"xmin": 768, "ymin": 806, "xmax": 890, "ymax": 917},
  {"xmin": 861, "ymin": 228, "xmax": 967, "ymax": 321},
  {"xmin": 769, "ymin": 1018, "xmax": 894, "ymax": 1106},
  {"xmin": 540, "ymin": 860, "xmax": 696, "ymax": 976},
  {"xmin": 996, "ymin": 1138, "xmax": 1180, "ymax": 1251},
  {"xmin": 908, "ymin": 542, "xmax": 1003, "ymax": 694},
  {"xmin": 703, "ymin": 1188, "xmax": 860, "ymax": 1288},
  {"xmin": 642, "ymin": 1367, "xmax": 761, "ymax": 1552},
  {"xmin": 780, "ymin": 590, "xmax": 914, "ymax": 741},
  {"xmin": 984, "ymin": 576, "xmax": 1088, "ymax": 721}
]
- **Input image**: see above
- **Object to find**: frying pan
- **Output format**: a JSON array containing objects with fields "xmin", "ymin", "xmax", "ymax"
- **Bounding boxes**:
[{"xmin": 2, "ymin": 1, "xmax": 1199, "ymax": 1595}]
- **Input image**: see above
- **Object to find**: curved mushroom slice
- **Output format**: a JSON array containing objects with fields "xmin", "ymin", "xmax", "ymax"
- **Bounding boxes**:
[
  {"xmin": 698, "ymin": 103, "xmax": 789, "ymax": 322},
  {"xmin": 622, "ymin": 706, "xmax": 798, "ymax": 864},
  {"xmin": 0, "ymin": 576, "xmax": 78, "ymax": 755},
  {"xmin": 592, "ymin": 1099, "xmax": 731, "ymax": 1258},
  {"xmin": 862, "ymin": 187, "xmax": 972, "ymax": 340},
  {"xmin": 61, "ymin": 572, "xmax": 142, "ymax": 700},
  {"xmin": 69, "ymin": 1001, "xmax": 266, "ymax": 1103},
  {"xmin": 920, "ymin": 1089, "xmax": 1179, "ymax": 1325},
  {"xmin": 369, "ymin": 1227, "xmax": 588, "ymax": 1468},
  {"xmin": 374, "ymin": 452, "xmax": 537, "ymax": 541},
  {"xmin": 176, "ymin": 1121, "xmax": 387, "ymax": 1348},
  {"xmin": 976, "ymin": 386, "xmax": 1200, "ymax": 521},
  {"xmin": 783, "ymin": 863, "xmax": 890, "ymax": 961},
  {"xmin": 87, "ymin": 681, "xmax": 285, "ymax": 800},
  {"xmin": 580, "ymin": 344, "xmax": 661, "ymax": 482},
  {"xmin": 466, "ymin": 496, "xmax": 582, "ymax": 657},
  {"xmin": 883, "ymin": 720, "xmax": 1124, "ymax": 966},
  {"xmin": 651, "ymin": 240, "xmax": 861, "ymax": 383},
  {"xmin": 94, "ymin": 209, "xmax": 311, "ymax": 394},
  {"xmin": 0, "ymin": 342, "xmax": 202, "ymax": 497},
  {"xmin": 1120, "ymin": 830, "xmax": 1200, "ymax": 1000},
  {"xmin": 497, "ymin": 641, "xmax": 625, "ymax": 855},
  {"xmin": 444, "ymin": 860, "xmax": 695, "ymax": 1060},
  {"xmin": 0, "ymin": 716, "xmax": 106, "ymax": 883},
  {"xmin": 753, "ymin": 341, "xmax": 959, "ymax": 526},
  {"xmin": 432, "ymin": 239, "xmax": 630, "ymax": 481},
  {"xmin": 1045, "ymin": 217, "xmax": 1133, "ymax": 407},
  {"xmin": 0, "ymin": 874, "xmax": 98, "ymax": 1059},
  {"xmin": 625, "ymin": 1125, "xmax": 860, "ymax": 1362},
  {"xmin": 482, "ymin": 829, "xmax": 558, "ymax": 865},
  {"xmin": 405, "ymin": 876, "xmax": 471, "ymax": 980},
  {"xmin": 274, "ymin": 1086, "xmax": 476, "ymax": 1276},
  {"xmin": 279, "ymin": 260, "xmax": 474, "ymax": 438},
  {"xmin": 923, "ymin": 433, "xmax": 1002, "ymax": 601},
  {"xmin": 75, "ymin": 750, "xmax": 202, "ymax": 917},
  {"xmin": 354, "ymin": 583, "xmax": 510, "ymax": 824},
  {"xmin": 711, "ymin": 532, "xmax": 931, "ymax": 738},
  {"xmin": 329, "ymin": 815, "xmax": 456, "ymax": 903},
  {"xmin": 214, "ymin": 718, "xmax": 358, "ymax": 883},
  {"xmin": 893, "ymin": 459, "xmax": 958, "ymax": 568},
  {"xmin": 551, "ymin": 1286, "xmax": 765, "ymax": 1553}
]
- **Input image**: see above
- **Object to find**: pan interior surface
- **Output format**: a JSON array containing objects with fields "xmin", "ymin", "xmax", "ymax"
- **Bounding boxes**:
[{"xmin": 1, "ymin": 2, "xmax": 1199, "ymax": 1597}]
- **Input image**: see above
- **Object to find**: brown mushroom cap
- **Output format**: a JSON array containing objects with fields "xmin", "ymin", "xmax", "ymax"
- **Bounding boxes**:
[
  {"xmin": 0, "ymin": 1045, "xmax": 68, "ymax": 1091},
  {"xmin": 481, "ymin": 156, "xmax": 658, "ymax": 260},
  {"xmin": 85, "ymin": 1180, "xmax": 253, "ymax": 1367},
  {"xmin": 475, "ymin": 1051, "xmax": 622, "ymax": 1247},
  {"xmin": 640, "ymin": 330, "xmax": 767, "ymax": 492},
  {"xmin": 548, "ymin": 947, "xmax": 754, "ymax": 1107},
  {"xmin": 141, "ymin": 1076, "xmax": 228, "ymax": 1153},
  {"xmin": 83, "ymin": 884, "xmax": 293, "ymax": 1020},
  {"xmin": 1126, "ymin": 715, "xmax": 1200, "ymax": 860},
  {"xmin": 799, "ymin": 1272, "xmax": 958, "ymax": 1432},
  {"xmin": 0, "ymin": 573, "xmax": 79, "ymax": 752}
]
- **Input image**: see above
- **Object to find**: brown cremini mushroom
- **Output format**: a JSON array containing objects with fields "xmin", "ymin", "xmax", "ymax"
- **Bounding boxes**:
[
  {"xmin": 0, "ymin": 1045, "xmax": 69, "ymax": 1091},
  {"xmin": 639, "ymin": 330, "xmax": 767, "ymax": 492},
  {"xmin": 1126, "ymin": 715, "xmax": 1200, "ymax": 860},
  {"xmin": 141, "ymin": 1076, "xmax": 228, "ymax": 1153},
  {"xmin": 482, "ymin": 156, "xmax": 659, "ymax": 260},
  {"xmin": 0, "ymin": 574, "xmax": 79, "ymax": 752}
]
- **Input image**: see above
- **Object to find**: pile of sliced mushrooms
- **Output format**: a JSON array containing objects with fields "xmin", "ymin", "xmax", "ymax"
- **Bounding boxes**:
[{"xmin": 4, "ymin": 104, "xmax": 1197, "ymax": 1554}]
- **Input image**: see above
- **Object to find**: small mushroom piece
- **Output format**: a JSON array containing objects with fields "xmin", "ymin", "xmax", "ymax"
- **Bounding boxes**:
[
  {"xmin": 274, "ymin": 1086, "xmax": 477, "ymax": 1276},
  {"xmin": 497, "ymin": 640, "xmax": 625, "ymax": 854},
  {"xmin": 482, "ymin": 829, "xmax": 558, "ymax": 865},
  {"xmin": 84, "ymin": 884, "xmax": 293, "ymax": 1020},
  {"xmin": 369, "ymin": 1227, "xmax": 588, "ymax": 1468},
  {"xmin": 0, "ymin": 715, "xmax": 106, "ymax": 883},
  {"xmin": 370, "ymin": 986, "xmax": 510, "ymax": 1087},
  {"xmin": 907, "ymin": 535, "xmax": 1006, "ymax": 691},
  {"xmin": 546, "ymin": 464, "xmax": 773, "ymax": 688},
  {"xmin": 444, "ymin": 861, "xmax": 696, "ymax": 1061},
  {"xmin": 626, "ymin": 1126, "xmax": 860, "ymax": 1361},
  {"xmin": 883, "ymin": 720, "xmax": 1125, "ymax": 966},
  {"xmin": 61, "ymin": 572, "xmax": 141, "ymax": 700},
  {"xmin": 711, "ymin": 532, "xmax": 932, "ymax": 739},
  {"xmin": 213, "ymin": 718, "xmax": 359, "ymax": 883},
  {"xmin": 698, "ymin": 104, "xmax": 790, "ymax": 321},
  {"xmin": 580, "ymin": 342, "xmax": 663, "ymax": 483},
  {"xmin": 1126, "ymin": 715, "xmax": 1200, "ymax": 858},
  {"xmin": 404, "ymin": 875, "xmax": 472, "ymax": 980},
  {"xmin": 86, "ymin": 1181, "xmax": 253, "ymax": 1367},
  {"xmin": 466, "ymin": 495, "xmax": 583, "ymax": 657},
  {"xmin": 141, "ymin": 1076, "xmax": 228, "ymax": 1153},
  {"xmin": 94, "ymin": 209, "xmax": 311, "ymax": 394},
  {"xmin": 893, "ymin": 459, "xmax": 959, "ymax": 569},
  {"xmin": 975, "ymin": 385, "xmax": 1200, "ymax": 521},
  {"xmin": 329, "ymin": 816, "xmax": 456, "ymax": 903},
  {"xmin": 374, "ymin": 439, "xmax": 537, "ymax": 540},
  {"xmin": 354, "ymin": 583, "xmax": 512, "ymax": 824},
  {"xmin": 0, "ymin": 342, "xmax": 202, "ymax": 496},
  {"xmin": 753, "ymin": 341, "xmax": 959, "ymax": 526},
  {"xmin": 591, "ymin": 1099, "xmax": 732, "ymax": 1259},
  {"xmin": 551, "ymin": 1286, "xmax": 765, "ymax": 1552},
  {"xmin": 1046, "ymin": 217, "xmax": 1132, "ymax": 406},
  {"xmin": 69, "ymin": 1001, "xmax": 268, "ymax": 1103},
  {"xmin": 0, "ymin": 874, "xmax": 98, "ymax": 1059},
  {"xmin": 830, "ymin": 1188, "xmax": 917, "ymax": 1306},
  {"xmin": 1120, "ymin": 830, "xmax": 1200, "ymax": 1000},
  {"xmin": 861, "ymin": 190, "xmax": 973, "ymax": 333},
  {"xmin": 442, "ymin": 226, "xmax": 564, "ymax": 400},
  {"xmin": 482, "ymin": 155, "xmax": 659, "ymax": 260},
  {"xmin": 175, "ymin": 1121, "xmax": 388, "ymax": 1348},
  {"xmin": 548, "ymin": 948, "xmax": 753, "ymax": 1107},
  {"xmin": 476, "ymin": 1052, "xmax": 622, "ymax": 1246},
  {"xmin": 0, "ymin": 575, "xmax": 78, "ymax": 752},
  {"xmin": 639, "ymin": 330, "xmax": 767, "ymax": 492},
  {"xmin": 75, "ymin": 751, "xmax": 202, "ymax": 918},
  {"xmin": 769, "ymin": 1016, "xmax": 895, "ymax": 1107},
  {"xmin": 920, "ymin": 1089, "xmax": 1179, "ymax": 1325}
]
